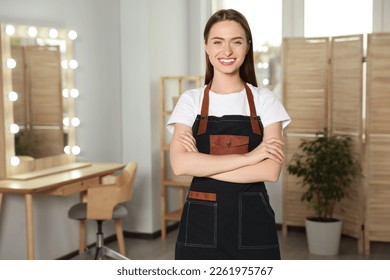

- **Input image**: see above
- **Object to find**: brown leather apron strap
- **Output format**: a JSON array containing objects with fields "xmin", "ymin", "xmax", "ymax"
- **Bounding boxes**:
[
  {"xmin": 188, "ymin": 191, "xmax": 217, "ymax": 202},
  {"xmin": 244, "ymin": 83, "xmax": 261, "ymax": 135},
  {"xmin": 197, "ymin": 81, "xmax": 261, "ymax": 136},
  {"xmin": 197, "ymin": 82, "xmax": 211, "ymax": 135}
]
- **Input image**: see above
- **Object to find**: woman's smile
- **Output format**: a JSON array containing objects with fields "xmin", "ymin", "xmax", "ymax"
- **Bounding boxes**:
[{"xmin": 218, "ymin": 58, "xmax": 236, "ymax": 66}]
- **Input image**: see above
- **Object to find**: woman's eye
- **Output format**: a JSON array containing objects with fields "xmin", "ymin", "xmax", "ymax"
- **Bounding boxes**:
[
  {"xmin": 233, "ymin": 41, "xmax": 243, "ymax": 45},
  {"xmin": 213, "ymin": 41, "xmax": 222, "ymax": 45}
]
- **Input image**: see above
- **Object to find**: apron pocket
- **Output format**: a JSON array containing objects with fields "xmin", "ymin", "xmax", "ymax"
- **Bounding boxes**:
[
  {"xmin": 176, "ymin": 200, "xmax": 217, "ymax": 248},
  {"xmin": 210, "ymin": 134, "xmax": 249, "ymax": 155},
  {"xmin": 238, "ymin": 192, "xmax": 279, "ymax": 249}
]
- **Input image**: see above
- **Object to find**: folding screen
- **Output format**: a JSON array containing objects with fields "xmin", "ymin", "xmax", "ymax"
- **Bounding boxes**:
[
  {"xmin": 282, "ymin": 35, "xmax": 365, "ymax": 251},
  {"xmin": 330, "ymin": 35, "xmax": 364, "ymax": 252},
  {"xmin": 364, "ymin": 32, "xmax": 390, "ymax": 254},
  {"xmin": 282, "ymin": 37, "xmax": 329, "ymax": 234}
]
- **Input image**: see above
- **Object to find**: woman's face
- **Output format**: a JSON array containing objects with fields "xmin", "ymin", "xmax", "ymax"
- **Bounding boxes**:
[{"xmin": 205, "ymin": 20, "xmax": 249, "ymax": 77}]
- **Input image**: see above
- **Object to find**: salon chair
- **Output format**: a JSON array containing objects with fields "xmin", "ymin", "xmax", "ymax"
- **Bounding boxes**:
[{"xmin": 68, "ymin": 161, "xmax": 137, "ymax": 260}]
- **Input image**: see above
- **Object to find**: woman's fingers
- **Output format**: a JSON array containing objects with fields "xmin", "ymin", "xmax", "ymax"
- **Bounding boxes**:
[
  {"xmin": 265, "ymin": 143, "xmax": 285, "ymax": 160},
  {"xmin": 250, "ymin": 138, "xmax": 285, "ymax": 164},
  {"xmin": 266, "ymin": 147, "xmax": 284, "ymax": 163},
  {"xmin": 264, "ymin": 137, "xmax": 284, "ymax": 148},
  {"xmin": 266, "ymin": 145, "xmax": 285, "ymax": 163},
  {"xmin": 178, "ymin": 131, "xmax": 198, "ymax": 152}
]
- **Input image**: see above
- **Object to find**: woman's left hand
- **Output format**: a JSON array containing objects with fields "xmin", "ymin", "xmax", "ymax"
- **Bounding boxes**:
[{"xmin": 177, "ymin": 130, "xmax": 198, "ymax": 152}]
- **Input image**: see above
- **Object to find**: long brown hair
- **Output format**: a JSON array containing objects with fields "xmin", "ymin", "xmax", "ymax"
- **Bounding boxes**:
[{"xmin": 203, "ymin": 9, "xmax": 257, "ymax": 86}]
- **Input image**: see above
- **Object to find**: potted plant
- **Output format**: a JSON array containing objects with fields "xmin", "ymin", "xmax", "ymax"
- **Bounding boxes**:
[{"xmin": 287, "ymin": 128, "xmax": 361, "ymax": 255}]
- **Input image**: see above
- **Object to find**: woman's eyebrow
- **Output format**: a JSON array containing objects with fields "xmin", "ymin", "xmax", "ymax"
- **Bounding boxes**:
[{"xmin": 210, "ymin": 36, "xmax": 245, "ymax": 40}]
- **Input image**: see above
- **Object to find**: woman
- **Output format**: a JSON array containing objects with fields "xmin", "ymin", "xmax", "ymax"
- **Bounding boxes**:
[{"xmin": 167, "ymin": 9, "xmax": 290, "ymax": 260}]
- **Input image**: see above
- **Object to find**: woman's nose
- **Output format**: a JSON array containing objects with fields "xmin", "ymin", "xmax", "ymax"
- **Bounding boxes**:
[{"xmin": 224, "ymin": 45, "xmax": 232, "ymax": 56}]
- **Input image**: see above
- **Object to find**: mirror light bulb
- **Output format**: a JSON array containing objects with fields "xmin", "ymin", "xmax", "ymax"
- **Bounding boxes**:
[
  {"xmin": 61, "ymin": 60, "xmax": 68, "ymax": 69},
  {"xmin": 71, "ymin": 117, "xmax": 80, "ymax": 127},
  {"xmin": 70, "ymin": 88, "xmax": 79, "ymax": 98},
  {"xmin": 72, "ymin": 146, "xmax": 81, "ymax": 155},
  {"xmin": 69, "ymin": 59, "xmax": 78, "ymax": 69},
  {"xmin": 49, "ymin": 28, "xmax": 59, "ymax": 39},
  {"xmin": 62, "ymin": 89, "xmax": 69, "ymax": 98},
  {"xmin": 64, "ymin": 146, "xmax": 71, "ymax": 155},
  {"xmin": 8, "ymin": 91, "xmax": 18, "ymax": 102},
  {"xmin": 9, "ymin": 124, "xmax": 19, "ymax": 134},
  {"xmin": 10, "ymin": 156, "xmax": 20, "ymax": 166},
  {"xmin": 6, "ymin": 58, "xmax": 16, "ymax": 69},
  {"xmin": 5, "ymin": 25, "xmax": 15, "ymax": 36},
  {"xmin": 28, "ymin": 26, "xmax": 38, "ymax": 37},
  {"xmin": 68, "ymin": 30, "xmax": 78, "ymax": 40},
  {"xmin": 63, "ymin": 117, "xmax": 70, "ymax": 126}
]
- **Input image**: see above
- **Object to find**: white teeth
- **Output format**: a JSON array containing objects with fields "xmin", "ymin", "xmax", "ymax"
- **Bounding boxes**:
[{"xmin": 219, "ymin": 59, "xmax": 234, "ymax": 63}]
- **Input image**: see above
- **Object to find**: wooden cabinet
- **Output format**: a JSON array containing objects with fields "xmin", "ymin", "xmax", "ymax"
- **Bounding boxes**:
[{"xmin": 159, "ymin": 76, "xmax": 203, "ymax": 239}]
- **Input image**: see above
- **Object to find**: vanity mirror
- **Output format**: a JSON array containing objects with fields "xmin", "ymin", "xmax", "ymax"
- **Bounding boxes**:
[{"xmin": 0, "ymin": 23, "xmax": 80, "ymax": 178}]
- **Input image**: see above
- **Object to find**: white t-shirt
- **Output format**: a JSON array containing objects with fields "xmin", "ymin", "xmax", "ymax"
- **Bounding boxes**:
[{"xmin": 166, "ymin": 83, "xmax": 291, "ymax": 134}]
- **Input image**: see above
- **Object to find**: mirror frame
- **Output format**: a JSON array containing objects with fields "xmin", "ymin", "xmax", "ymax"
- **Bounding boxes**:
[{"xmin": 0, "ymin": 23, "xmax": 78, "ymax": 178}]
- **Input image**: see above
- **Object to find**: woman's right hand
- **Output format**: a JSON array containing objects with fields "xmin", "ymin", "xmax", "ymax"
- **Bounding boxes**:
[
  {"xmin": 177, "ymin": 130, "xmax": 198, "ymax": 152},
  {"xmin": 245, "ymin": 137, "xmax": 285, "ymax": 165}
]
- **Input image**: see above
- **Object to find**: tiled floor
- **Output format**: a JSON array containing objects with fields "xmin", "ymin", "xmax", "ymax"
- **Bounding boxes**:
[{"xmin": 107, "ymin": 229, "xmax": 390, "ymax": 260}]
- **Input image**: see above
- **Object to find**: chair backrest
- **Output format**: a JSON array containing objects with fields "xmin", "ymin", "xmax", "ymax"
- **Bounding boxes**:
[
  {"xmin": 86, "ymin": 161, "xmax": 137, "ymax": 220},
  {"xmin": 116, "ymin": 161, "xmax": 137, "ymax": 203}
]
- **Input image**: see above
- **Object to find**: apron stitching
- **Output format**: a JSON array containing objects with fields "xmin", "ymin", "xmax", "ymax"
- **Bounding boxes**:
[
  {"xmin": 238, "ymin": 193, "xmax": 279, "ymax": 250},
  {"xmin": 180, "ymin": 201, "xmax": 218, "ymax": 248},
  {"xmin": 214, "ymin": 203, "xmax": 217, "ymax": 246},
  {"xmin": 259, "ymin": 193, "xmax": 275, "ymax": 217},
  {"xmin": 184, "ymin": 202, "xmax": 191, "ymax": 246},
  {"xmin": 238, "ymin": 195, "xmax": 243, "ymax": 247}
]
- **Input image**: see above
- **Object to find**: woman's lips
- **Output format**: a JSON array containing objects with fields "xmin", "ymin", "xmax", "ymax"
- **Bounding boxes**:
[{"xmin": 218, "ymin": 58, "xmax": 236, "ymax": 65}]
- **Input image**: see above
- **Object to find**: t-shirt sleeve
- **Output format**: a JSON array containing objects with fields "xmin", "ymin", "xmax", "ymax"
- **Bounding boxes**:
[
  {"xmin": 166, "ymin": 91, "xmax": 198, "ymax": 134},
  {"xmin": 257, "ymin": 88, "xmax": 291, "ymax": 129}
]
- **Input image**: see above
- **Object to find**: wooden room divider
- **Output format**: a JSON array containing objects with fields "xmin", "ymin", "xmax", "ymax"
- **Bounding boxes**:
[
  {"xmin": 364, "ymin": 33, "xmax": 390, "ymax": 254},
  {"xmin": 330, "ymin": 35, "xmax": 364, "ymax": 251},
  {"xmin": 282, "ymin": 37, "xmax": 330, "ymax": 233},
  {"xmin": 282, "ymin": 33, "xmax": 390, "ymax": 254}
]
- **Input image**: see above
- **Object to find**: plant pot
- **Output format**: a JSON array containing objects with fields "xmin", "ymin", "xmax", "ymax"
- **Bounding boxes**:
[{"xmin": 305, "ymin": 217, "xmax": 342, "ymax": 256}]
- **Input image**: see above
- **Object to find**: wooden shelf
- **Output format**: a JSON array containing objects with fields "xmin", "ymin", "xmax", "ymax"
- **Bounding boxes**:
[
  {"xmin": 164, "ymin": 208, "xmax": 183, "ymax": 221},
  {"xmin": 159, "ymin": 75, "xmax": 203, "ymax": 240},
  {"xmin": 163, "ymin": 179, "xmax": 191, "ymax": 188}
]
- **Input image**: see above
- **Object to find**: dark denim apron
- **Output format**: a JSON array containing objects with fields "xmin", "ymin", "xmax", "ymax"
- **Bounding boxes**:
[{"xmin": 175, "ymin": 82, "xmax": 280, "ymax": 260}]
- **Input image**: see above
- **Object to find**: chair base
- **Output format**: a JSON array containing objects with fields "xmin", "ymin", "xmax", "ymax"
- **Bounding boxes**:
[{"xmin": 72, "ymin": 246, "xmax": 129, "ymax": 260}]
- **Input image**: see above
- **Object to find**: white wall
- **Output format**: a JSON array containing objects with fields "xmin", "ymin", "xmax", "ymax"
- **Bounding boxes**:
[
  {"xmin": 119, "ymin": 0, "xmax": 191, "ymax": 234},
  {"xmin": 373, "ymin": 0, "xmax": 390, "ymax": 32}
]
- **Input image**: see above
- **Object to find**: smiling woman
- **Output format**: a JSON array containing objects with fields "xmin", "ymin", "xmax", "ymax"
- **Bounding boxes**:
[{"xmin": 167, "ymin": 9, "xmax": 290, "ymax": 260}]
